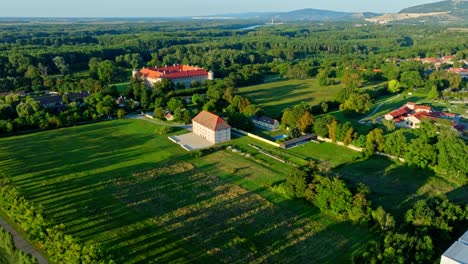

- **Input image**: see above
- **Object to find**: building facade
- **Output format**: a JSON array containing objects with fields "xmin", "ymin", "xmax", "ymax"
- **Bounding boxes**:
[
  {"xmin": 192, "ymin": 111, "xmax": 231, "ymax": 144},
  {"xmin": 134, "ymin": 64, "xmax": 214, "ymax": 88},
  {"xmin": 251, "ymin": 116, "xmax": 280, "ymax": 130}
]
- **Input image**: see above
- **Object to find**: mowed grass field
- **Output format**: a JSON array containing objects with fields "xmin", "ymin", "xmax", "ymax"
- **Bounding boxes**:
[
  {"xmin": 0, "ymin": 119, "xmax": 373, "ymax": 263},
  {"xmin": 237, "ymin": 79, "xmax": 343, "ymax": 117}
]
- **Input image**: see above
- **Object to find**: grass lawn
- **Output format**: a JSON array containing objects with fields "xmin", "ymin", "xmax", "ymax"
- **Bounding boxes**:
[
  {"xmin": 111, "ymin": 81, "xmax": 131, "ymax": 93},
  {"xmin": 0, "ymin": 119, "xmax": 373, "ymax": 263},
  {"xmin": 288, "ymin": 142, "xmax": 363, "ymax": 168},
  {"xmin": 237, "ymin": 79, "xmax": 343, "ymax": 118}
]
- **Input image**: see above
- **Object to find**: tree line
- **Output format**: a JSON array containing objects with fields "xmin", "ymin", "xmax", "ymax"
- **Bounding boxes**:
[{"xmin": 0, "ymin": 176, "xmax": 113, "ymax": 263}]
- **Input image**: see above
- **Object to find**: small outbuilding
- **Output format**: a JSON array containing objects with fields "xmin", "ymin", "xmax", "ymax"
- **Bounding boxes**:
[
  {"xmin": 251, "ymin": 116, "xmax": 280, "ymax": 130},
  {"xmin": 280, "ymin": 133, "xmax": 317, "ymax": 149}
]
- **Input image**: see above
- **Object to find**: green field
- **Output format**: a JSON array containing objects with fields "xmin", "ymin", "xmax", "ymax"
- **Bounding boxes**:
[
  {"xmin": 0, "ymin": 119, "xmax": 374, "ymax": 263},
  {"xmin": 237, "ymin": 79, "xmax": 343, "ymax": 117}
]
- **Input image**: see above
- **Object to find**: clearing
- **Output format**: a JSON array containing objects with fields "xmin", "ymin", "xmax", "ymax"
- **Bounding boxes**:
[{"xmin": 237, "ymin": 79, "xmax": 343, "ymax": 117}]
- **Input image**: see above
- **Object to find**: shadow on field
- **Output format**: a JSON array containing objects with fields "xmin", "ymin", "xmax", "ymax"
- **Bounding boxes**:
[
  {"xmin": 99, "ymin": 158, "xmax": 372, "ymax": 263},
  {"xmin": 446, "ymin": 184, "xmax": 468, "ymax": 203},
  {"xmin": 336, "ymin": 155, "xmax": 434, "ymax": 217},
  {"xmin": 0, "ymin": 120, "xmax": 372, "ymax": 263}
]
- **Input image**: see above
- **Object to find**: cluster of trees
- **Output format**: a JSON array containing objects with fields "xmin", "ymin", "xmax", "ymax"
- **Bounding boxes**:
[
  {"xmin": 376, "ymin": 121, "xmax": 468, "ymax": 177},
  {"xmin": 386, "ymin": 60, "xmax": 466, "ymax": 98},
  {"xmin": 356, "ymin": 197, "xmax": 468, "ymax": 263},
  {"xmin": 0, "ymin": 90, "xmax": 128, "ymax": 135},
  {"xmin": 0, "ymin": 177, "xmax": 112, "ymax": 263},
  {"xmin": 0, "ymin": 226, "xmax": 38, "ymax": 264},
  {"xmin": 275, "ymin": 161, "xmax": 410, "ymax": 234}
]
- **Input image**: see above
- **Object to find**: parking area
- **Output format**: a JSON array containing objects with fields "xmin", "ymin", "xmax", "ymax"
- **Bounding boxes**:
[{"xmin": 169, "ymin": 133, "xmax": 214, "ymax": 151}]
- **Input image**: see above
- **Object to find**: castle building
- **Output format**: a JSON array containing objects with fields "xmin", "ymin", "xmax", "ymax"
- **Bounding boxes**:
[
  {"xmin": 192, "ymin": 111, "xmax": 231, "ymax": 144},
  {"xmin": 133, "ymin": 64, "xmax": 214, "ymax": 88}
]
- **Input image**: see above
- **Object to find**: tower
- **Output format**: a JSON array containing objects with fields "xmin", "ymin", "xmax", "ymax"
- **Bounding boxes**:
[{"xmin": 208, "ymin": 70, "xmax": 214, "ymax": 80}]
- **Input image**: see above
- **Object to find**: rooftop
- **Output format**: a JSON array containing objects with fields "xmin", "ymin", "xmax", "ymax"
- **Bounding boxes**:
[
  {"xmin": 443, "ymin": 231, "xmax": 468, "ymax": 263},
  {"xmin": 140, "ymin": 64, "xmax": 209, "ymax": 80},
  {"xmin": 252, "ymin": 116, "xmax": 278, "ymax": 125},
  {"xmin": 192, "ymin": 111, "xmax": 231, "ymax": 131}
]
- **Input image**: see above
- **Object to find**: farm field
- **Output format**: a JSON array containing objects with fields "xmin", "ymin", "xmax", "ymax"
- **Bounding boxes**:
[
  {"xmin": 237, "ymin": 79, "xmax": 343, "ymax": 117},
  {"xmin": 0, "ymin": 119, "xmax": 373, "ymax": 263}
]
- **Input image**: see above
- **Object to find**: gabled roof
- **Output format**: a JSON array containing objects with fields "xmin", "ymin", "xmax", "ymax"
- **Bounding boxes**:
[
  {"xmin": 388, "ymin": 106, "xmax": 411, "ymax": 118},
  {"xmin": 192, "ymin": 111, "xmax": 231, "ymax": 131},
  {"xmin": 140, "ymin": 65, "xmax": 209, "ymax": 80},
  {"xmin": 34, "ymin": 95, "xmax": 62, "ymax": 105},
  {"xmin": 414, "ymin": 105, "xmax": 432, "ymax": 111},
  {"xmin": 252, "ymin": 116, "xmax": 278, "ymax": 125}
]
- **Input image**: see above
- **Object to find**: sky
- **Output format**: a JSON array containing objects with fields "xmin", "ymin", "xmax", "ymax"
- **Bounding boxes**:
[{"xmin": 1, "ymin": 0, "xmax": 439, "ymax": 17}]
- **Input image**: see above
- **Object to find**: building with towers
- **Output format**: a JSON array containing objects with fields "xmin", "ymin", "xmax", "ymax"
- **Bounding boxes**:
[{"xmin": 133, "ymin": 64, "xmax": 214, "ymax": 88}]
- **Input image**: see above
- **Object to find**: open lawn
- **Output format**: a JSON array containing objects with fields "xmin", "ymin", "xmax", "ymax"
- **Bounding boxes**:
[
  {"xmin": 288, "ymin": 142, "xmax": 363, "ymax": 167},
  {"xmin": 0, "ymin": 119, "xmax": 373, "ymax": 263},
  {"xmin": 237, "ymin": 79, "xmax": 343, "ymax": 118},
  {"xmin": 112, "ymin": 81, "xmax": 131, "ymax": 93}
]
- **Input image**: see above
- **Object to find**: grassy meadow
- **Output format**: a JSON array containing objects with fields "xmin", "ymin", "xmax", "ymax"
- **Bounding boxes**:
[
  {"xmin": 237, "ymin": 79, "xmax": 343, "ymax": 117},
  {"xmin": 0, "ymin": 119, "xmax": 374, "ymax": 263}
]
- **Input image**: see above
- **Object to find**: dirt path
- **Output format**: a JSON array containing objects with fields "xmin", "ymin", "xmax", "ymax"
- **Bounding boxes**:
[{"xmin": 0, "ymin": 217, "xmax": 48, "ymax": 264}]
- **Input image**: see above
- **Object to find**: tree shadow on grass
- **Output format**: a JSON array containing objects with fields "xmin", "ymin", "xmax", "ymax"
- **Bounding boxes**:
[{"xmin": 446, "ymin": 184, "xmax": 468, "ymax": 204}]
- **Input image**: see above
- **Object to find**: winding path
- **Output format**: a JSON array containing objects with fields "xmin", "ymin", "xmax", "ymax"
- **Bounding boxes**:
[{"xmin": 359, "ymin": 93, "xmax": 401, "ymax": 124}]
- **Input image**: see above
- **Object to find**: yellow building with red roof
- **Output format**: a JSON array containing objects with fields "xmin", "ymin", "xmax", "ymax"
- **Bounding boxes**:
[
  {"xmin": 192, "ymin": 111, "xmax": 231, "ymax": 144},
  {"xmin": 133, "ymin": 64, "xmax": 214, "ymax": 88}
]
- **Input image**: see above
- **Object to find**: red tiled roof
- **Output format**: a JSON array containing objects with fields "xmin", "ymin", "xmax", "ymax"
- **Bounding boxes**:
[
  {"xmin": 140, "ymin": 65, "xmax": 208, "ymax": 80},
  {"xmin": 192, "ymin": 111, "xmax": 231, "ymax": 131},
  {"xmin": 447, "ymin": 68, "xmax": 468, "ymax": 74},
  {"xmin": 388, "ymin": 106, "xmax": 411, "ymax": 118},
  {"xmin": 414, "ymin": 105, "xmax": 432, "ymax": 111}
]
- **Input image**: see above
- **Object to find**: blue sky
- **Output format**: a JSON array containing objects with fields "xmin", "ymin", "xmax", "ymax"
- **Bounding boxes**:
[{"xmin": 1, "ymin": 0, "xmax": 437, "ymax": 17}]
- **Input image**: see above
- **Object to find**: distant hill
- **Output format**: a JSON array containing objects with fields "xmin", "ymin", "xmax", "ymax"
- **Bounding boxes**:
[
  {"xmin": 399, "ymin": 0, "xmax": 468, "ymax": 19},
  {"xmin": 400, "ymin": 0, "xmax": 468, "ymax": 22},
  {"xmin": 195, "ymin": 1, "xmax": 467, "ymax": 24},
  {"xmin": 273, "ymin": 9, "xmax": 378, "ymax": 21},
  {"xmin": 365, "ymin": 0, "xmax": 468, "ymax": 24},
  {"xmin": 193, "ymin": 8, "xmax": 379, "ymax": 22}
]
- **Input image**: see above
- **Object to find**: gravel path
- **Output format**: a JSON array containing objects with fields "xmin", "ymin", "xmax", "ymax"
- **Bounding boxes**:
[{"xmin": 0, "ymin": 217, "xmax": 48, "ymax": 264}]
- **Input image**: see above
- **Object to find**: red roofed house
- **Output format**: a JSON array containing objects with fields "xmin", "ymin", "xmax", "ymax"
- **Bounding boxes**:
[
  {"xmin": 384, "ymin": 106, "xmax": 411, "ymax": 121},
  {"xmin": 192, "ymin": 111, "xmax": 231, "ymax": 144},
  {"xmin": 447, "ymin": 68, "xmax": 468, "ymax": 79},
  {"xmin": 134, "ymin": 64, "xmax": 214, "ymax": 88}
]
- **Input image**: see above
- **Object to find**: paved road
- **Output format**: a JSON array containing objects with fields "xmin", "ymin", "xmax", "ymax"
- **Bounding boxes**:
[
  {"xmin": 0, "ymin": 217, "xmax": 48, "ymax": 264},
  {"xmin": 359, "ymin": 93, "xmax": 401, "ymax": 124}
]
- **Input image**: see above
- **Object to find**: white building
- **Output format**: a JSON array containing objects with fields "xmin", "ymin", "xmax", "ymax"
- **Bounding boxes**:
[
  {"xmin": 134, "ymin": 64, "xmax": 214, "ymax": 88},
  {"xmin": 192, "ymin": 111, "xmax": 231, "ymax": 144},
  {"xmin": 251, "ymin": 116, "xmax": 280, "ymax": 130},
  {"xmin": 441, "ymin": 230, "xmax": 468, "ymax": 264}
]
